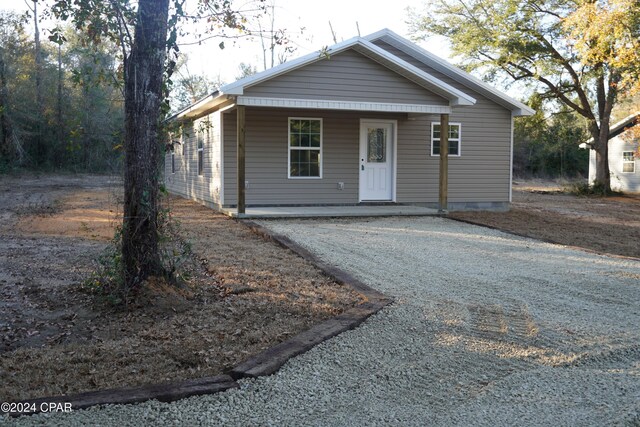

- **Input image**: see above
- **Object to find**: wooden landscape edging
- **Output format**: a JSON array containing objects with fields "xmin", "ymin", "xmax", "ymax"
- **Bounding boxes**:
[
  {"xmin": 7, "ymin": 219, "xmax": 391, "ymax": 418},
  {"xmin": 232, "ymin": 220, "xmax": 392, "ymax": 379}
]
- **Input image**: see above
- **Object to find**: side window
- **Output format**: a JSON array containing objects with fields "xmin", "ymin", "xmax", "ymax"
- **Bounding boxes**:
[
  {"xmin": 171, "ymin": 152, "xmax": 175, "ymax": 174},
  {"xmin": 431, "ymin": 122, "xmax": 461, "ymax": 156},
  {"xmin": 622, "ymin": 151, "xmax": 635, "ymax": 173}
]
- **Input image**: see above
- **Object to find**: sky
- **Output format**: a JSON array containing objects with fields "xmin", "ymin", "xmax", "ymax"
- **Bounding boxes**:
[
  {"xmin": 0, "ymin": 0, "xmax": 451, "ymax": 85},
  {"xmin": 177, "ymin": 0, "xmax": 451, "ymax": 85}
]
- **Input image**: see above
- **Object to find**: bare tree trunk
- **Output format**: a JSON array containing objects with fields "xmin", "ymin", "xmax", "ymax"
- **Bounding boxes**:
[
  {"xmin": 589, "ymin": 112, "xmax": 612, "ymax": 192},
  {"xmin": 593, "ymin": 131, "xmax": 611, "ymax": 191},
  {"xmin": 0, "ymin": 50, "xmax": 8, "ymax": 157},
  {"xmin": 33, "ymin": 0, "xmax": 44, "ymax": 165},
  {"xmin": 121, "ymin": 0, "xmax": 170, "ymax": 290},
  {"xmin": 56, "ymin": 42, "xmax": 63, "ymax": 167},
  {"xmin": 594, "ymin": 143, "xmax": 610, "ymax": 189}
]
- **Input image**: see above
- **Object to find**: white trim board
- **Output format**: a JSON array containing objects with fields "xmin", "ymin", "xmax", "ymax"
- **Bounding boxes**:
[{"xmin": 236, "ymin": 96, "xmax": 452, "ymax": 114}]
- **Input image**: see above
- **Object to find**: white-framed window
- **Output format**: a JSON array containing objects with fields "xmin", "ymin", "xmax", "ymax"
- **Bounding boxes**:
[
  {"xmin": 171, "ymin": 152, "xmax": 175, "ymax": 174},
  {"xmin": 431, "ymin": 122, "xmax": 461, "ymax": 156},
  {"xmin": 622, "ymin": 151, "xmax": 635, "ymax": 173},
  {"xmin": 197, "ymin": 133, "xmax": 204, "ymax": 176},
  {"xmin": 288, "ymin": 118, "xmax": 322, "ymax": 178}
]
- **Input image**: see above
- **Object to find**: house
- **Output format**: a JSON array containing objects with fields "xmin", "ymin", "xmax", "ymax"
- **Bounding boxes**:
[
  {"xmin": 164, "ymin": 29, "xmax": 534, "ymax": 216},
  {"xmin": 584, "ymin": 113, "xmax": 639, "ymax": 193}
]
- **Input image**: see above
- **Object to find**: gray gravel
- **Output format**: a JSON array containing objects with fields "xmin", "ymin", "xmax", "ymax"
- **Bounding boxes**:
[{"xmin": 6, "ymin": 216, "xmax": 640, "ymax": 426}]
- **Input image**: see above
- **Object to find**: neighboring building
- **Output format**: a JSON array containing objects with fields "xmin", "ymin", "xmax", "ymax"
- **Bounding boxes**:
[
  {"xmin": 583, "ymin": 113, "xmax": 640, "ymax": 193},
  {"xmin": 164, "ymin": 29, "xmax": 534, "ymax": 215}
]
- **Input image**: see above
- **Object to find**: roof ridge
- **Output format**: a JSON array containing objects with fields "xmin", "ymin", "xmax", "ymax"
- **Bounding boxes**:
[{"xmin": 364, "ymin": 28, "xmax": 534, "ymax": 116}]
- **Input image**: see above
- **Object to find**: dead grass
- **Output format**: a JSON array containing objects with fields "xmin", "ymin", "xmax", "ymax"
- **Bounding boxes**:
[
  {"xmin": 0, "ymin": 175, "xmax": 363, "ymax": 402},
  {"xmin": 449, "ymin": 180, "xmax": 640, "ymax": 259}
]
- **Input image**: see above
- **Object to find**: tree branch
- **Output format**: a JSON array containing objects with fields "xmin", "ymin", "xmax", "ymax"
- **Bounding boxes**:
[
  {"xmin": 108, "ymin": 0, "xmax": 132, "ymax": 73},
  {"xmin": 505, "ymin": 60, "xmax": 591, "ymax": 117},
  {"xmin": 530, "ymin": 31, "xmax": 594, "ymax": 119}
]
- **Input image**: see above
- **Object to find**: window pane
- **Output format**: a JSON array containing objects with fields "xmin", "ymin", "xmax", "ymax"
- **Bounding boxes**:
[
  {"xmin": 433, "ymin": 124, "xmax": 441, "ymax": 139},
  {"xmin": 623, "ymin": 162, "xmax": 635, "ymax": 173},
  {"xmin": 449, "ymin": 125, "xmax": 459, "ymax": 139},
  {"xmin": 301, "ymin": 120, "xmax": 310, "ymax": 133},
  {"xmin": 310, "ymin": 120, "xmax": 320, "ymax": 133},
  {"xmin": 300, "ymin": 150, "xmax": 310, "ymax": 163},
  {"xmin": 432, "ymin": 140, "xmax": 440, "ymax": 155},
  {"xmin": 290, "ymin": 134, "xmax": 300, "ymax": 147},
  {"xmin": 310, "ymin": 150, "xmax": 319, "ymax": 163},
  {"xmin": 290, "ymin": 120, "xmax": 301, "ymax": 133},
  {"xmin": 623, "ymin": 152, "xmax": 634, "ymax": 162},
  {"xmin": 449, "ymin": 140, "xmax": 459, "ymax": 155},
  {"xmin": 310, "ymin": 134, "xmax": 321, "ymax": 147},
  {"xmin": 290, "ymin": 149, "xmax": 320, "ymax": 177},
  {"xmin": 300, "ymin": 134, "xmax": 310, "ymax": 147}
]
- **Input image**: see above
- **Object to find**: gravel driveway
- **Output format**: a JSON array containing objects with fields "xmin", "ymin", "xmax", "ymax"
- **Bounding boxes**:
[{"xmin": 9, "ymin": 217, "xmax": 640, "ymax": 426}]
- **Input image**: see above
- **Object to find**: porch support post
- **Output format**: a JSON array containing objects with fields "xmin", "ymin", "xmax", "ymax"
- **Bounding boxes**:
[
  {"xmin": 237, "ymin": 105, "xmax": 246, "ymax": 215},
  {"xmin": 438, "ymin": 113, "xmax": 449, "ymax": 213}
]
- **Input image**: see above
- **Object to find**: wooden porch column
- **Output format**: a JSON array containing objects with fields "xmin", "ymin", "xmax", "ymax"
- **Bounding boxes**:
[
  {"xmin": 438, "ymin": 113, "xmax": 449, "ymax": 212},
  {"xmin": 237, "ymin": 105, "xmax": 246, "ymax": 215}
]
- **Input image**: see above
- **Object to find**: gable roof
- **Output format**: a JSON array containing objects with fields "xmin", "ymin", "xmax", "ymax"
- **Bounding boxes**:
[
  {"xmin": 220, "ymin": 37, "xmax": 475, "ymax": 107},
  {"xmin": 364, "ymin": 29, "xmax": 535, "ymax": 116},
  {"xmin": 172, "ymin": 28, "xmax": 535, "ymax": 121},
  {"xmin": 609, "ymin": 112, "xmax": 640, "ymax": 139}
]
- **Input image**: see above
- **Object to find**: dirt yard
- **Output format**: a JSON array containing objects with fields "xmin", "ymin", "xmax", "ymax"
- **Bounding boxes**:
[
  {"xmin": 450, "ymin": 180, "xmax": 640, "ymax": 259},
  {"xmin": 0, "ymin": 174, "xmax": 362, "ymax": 402}
]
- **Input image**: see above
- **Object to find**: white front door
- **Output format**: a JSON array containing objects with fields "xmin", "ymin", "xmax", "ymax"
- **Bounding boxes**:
[{"xmin": 359, "ymin": 121, "xmax": 394, "ymax": 201}]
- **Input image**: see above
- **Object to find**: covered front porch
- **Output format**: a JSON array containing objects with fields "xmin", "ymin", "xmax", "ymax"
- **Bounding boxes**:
[
  {"xmin": 233, "ymin": 105, "xmax": 453, "ymax": 215},
  {"xmin": 221, "ymin": 203, "xmax": 440, "ymax": 219}
]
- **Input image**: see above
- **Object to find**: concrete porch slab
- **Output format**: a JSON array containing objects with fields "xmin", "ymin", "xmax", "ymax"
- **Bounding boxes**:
[{"xmin": 221, "ymin": 205, "xmax": 440, "ymax": 219}]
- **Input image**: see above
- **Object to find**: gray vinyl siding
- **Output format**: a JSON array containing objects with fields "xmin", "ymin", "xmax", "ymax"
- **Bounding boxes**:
[
  {"xmin": 164, "ymin": 111, "xmax": 222, "ymax": 206},
  {"xmin": 374, "ymin": 40, "xmax": 512, "ymax": 203},
  {"xmin": 222, "ymin": 105, "xmax": 510, "ymax": 206},
  {"xmin": 396, "ymin": 113, "xmax": 511, "ymax": 203},
  {"xmin": 223, "ymin": 108, "xmax": 404, "ymax": 206},
  {"xmin": 243, "ymin": 49, "xmax": 448, "ymax": 106}
]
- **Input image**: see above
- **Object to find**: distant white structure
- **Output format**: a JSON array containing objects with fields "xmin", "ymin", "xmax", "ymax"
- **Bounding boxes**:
[{"xmin": 580, "ymin": 113, "xmax": 639, "ymax": 193}]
